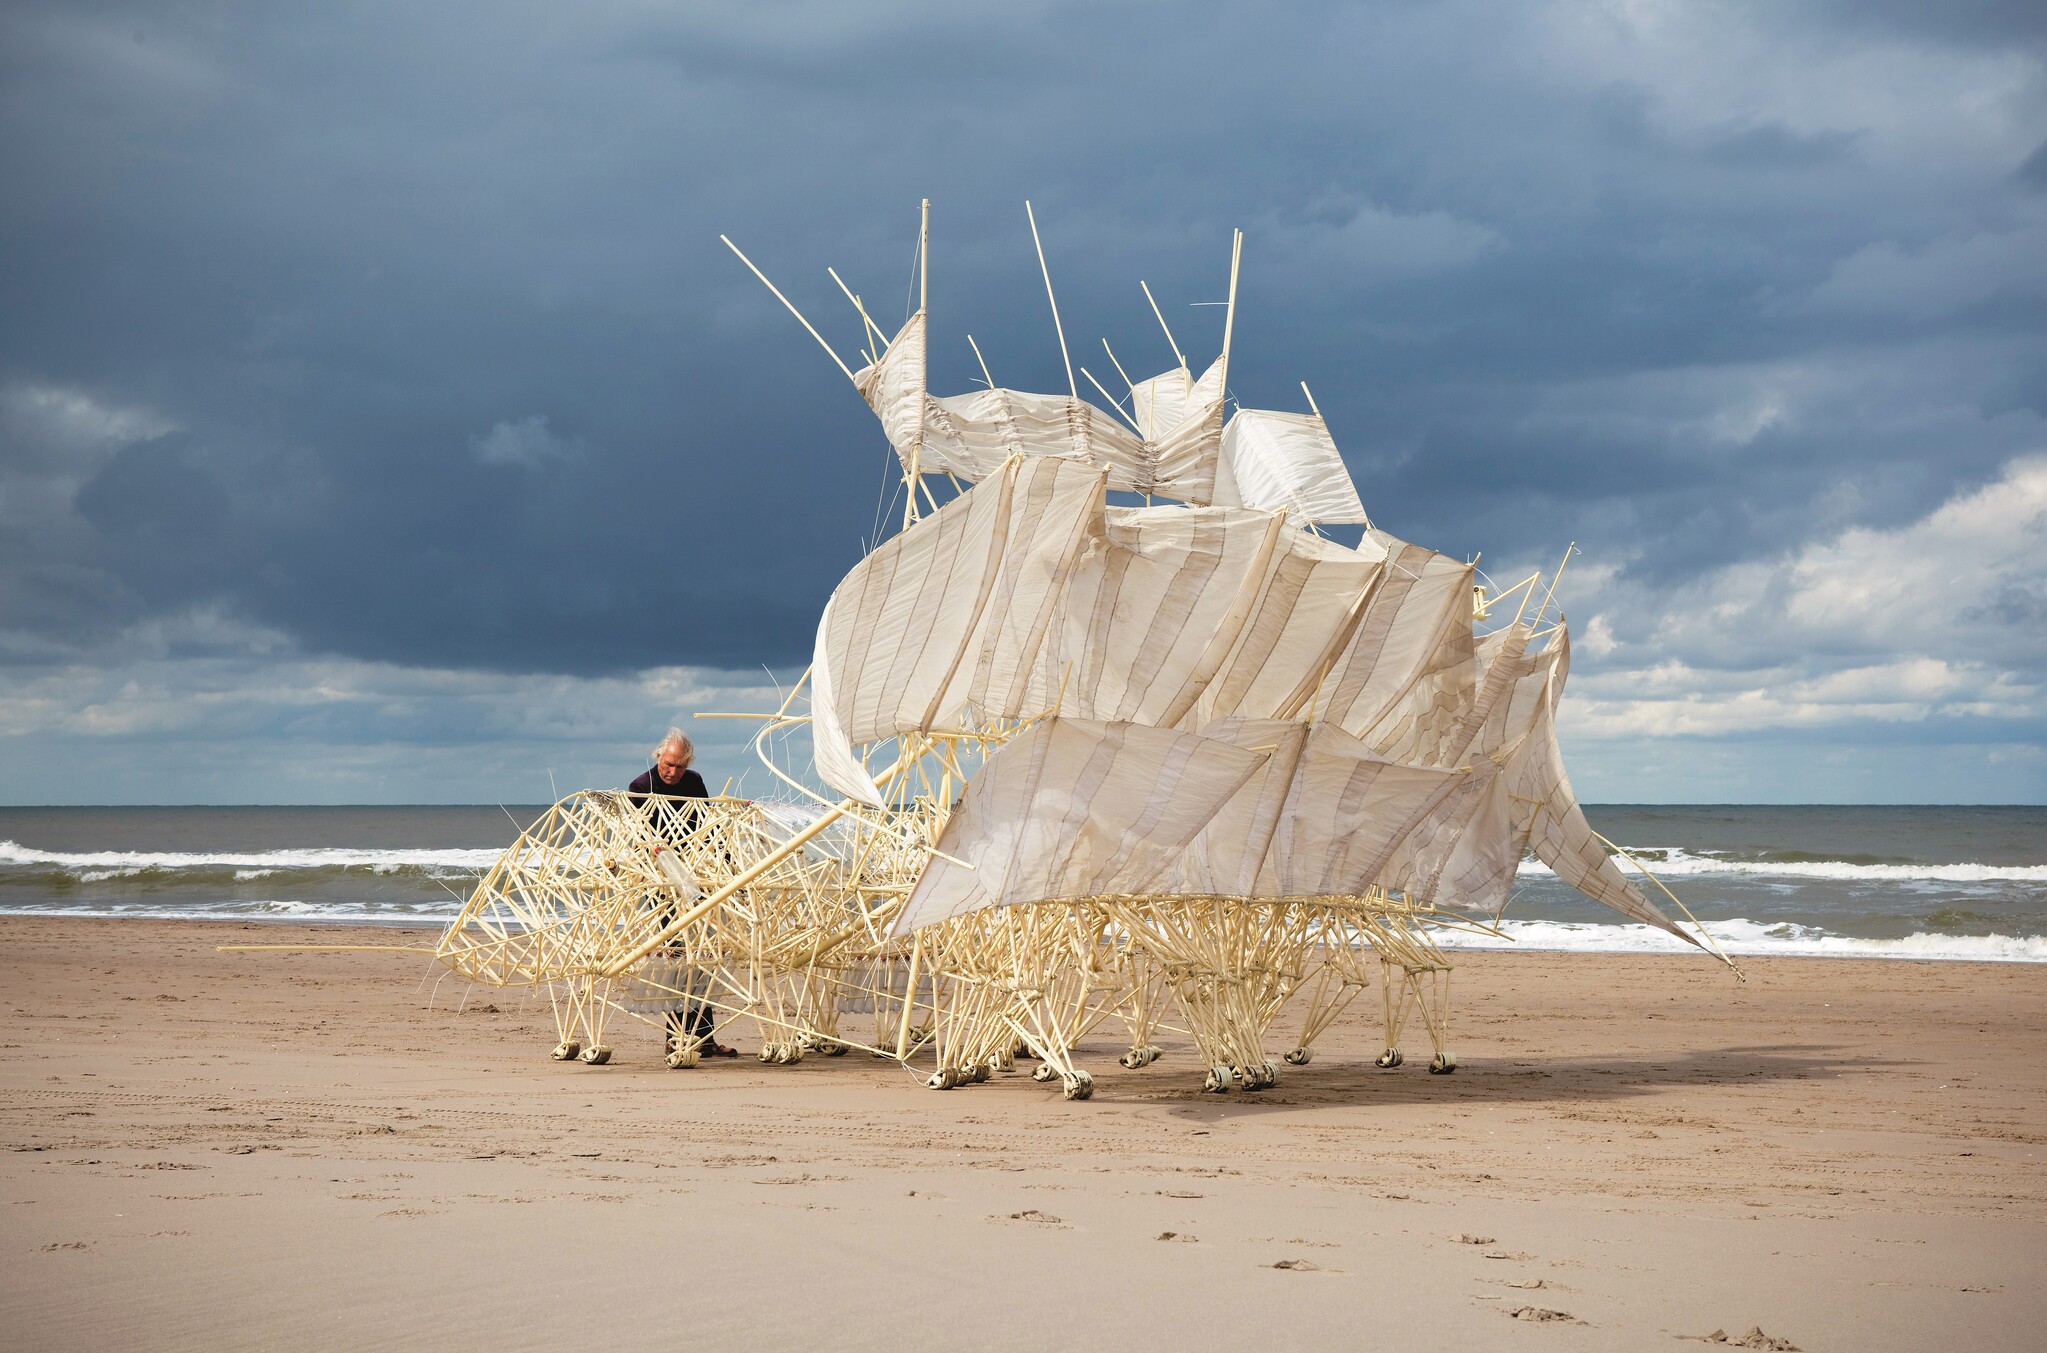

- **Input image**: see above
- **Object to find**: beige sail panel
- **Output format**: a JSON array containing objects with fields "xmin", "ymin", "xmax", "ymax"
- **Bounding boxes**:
[
  {"xmin": 1189, "ymin": 529, "xmax": 1380, "ymax": 727},
  {"xmin": 1509, "ymin": 691, "xmax": 1698, "ymax": 945},
  {"xmin": 1134, "ymin": 358, "xmax": 1227, "ymax": 502},
  {"xmin": 1258, "ymin": 724, "xmax": 1468, "ymax": 897},
  {"xmin": 893, "ymin": 717, "xmax": 1269, "ymax": 933},
  {"xmin": 1377, "ymin": 758, "xmax": 1515, "ymax": 912},
  {"xmin": 921, "ymin": 387, "xmax": 1142, "ymax": 484},
  {"xmin": 1314, "ymin": 534, "xmax": 1477, "ymax": 739},
  {"xmin": 810, "ymin": 457, "xmax": 1102, "ymax": 803},
  {"xmin": 851, "ymin": 311, "xmax": 928, "ymax": 474},
  {"xmin": 1210, "ymin": 409, "xmax": 1368, "ymax": 526},
  {"xmin": 1169, "ymin": 718, "xmax": 1310, "ymax": 896},
  {"xmin": 1029, "ymin": 503, "xmax": 1287, "ymax": 727}
]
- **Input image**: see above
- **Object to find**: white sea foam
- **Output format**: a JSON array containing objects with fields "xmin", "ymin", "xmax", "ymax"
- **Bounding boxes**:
[
  {"xmin": 0, "ymin": 840, "xmax": 502, "ymax": 873},
  {"xmin": 1436, "ymin": 916, "xmax": 2047, "ymax": 962},
  {"xmin": 1522, "ymin": 848, "xmax": 2047, "ymax": 884}
]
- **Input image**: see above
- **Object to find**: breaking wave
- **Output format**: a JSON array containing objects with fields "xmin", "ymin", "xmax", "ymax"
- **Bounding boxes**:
[
  {"xmin": 1524, "ymin": 848, "xmax": 2047, "ymax": 884},
  {"xmin": 1437, "ymin": 916, "xmax": 2047, "ymax": 963}
]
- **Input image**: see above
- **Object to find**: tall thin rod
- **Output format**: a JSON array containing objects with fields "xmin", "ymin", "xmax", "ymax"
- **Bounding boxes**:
[
  {"xmin": 967, "ymin": 334, "xmax": 995, "ymax": 389},
  {"xmin": 1534, "ymin": 543, "xmax": 1576, "ymax": 629},
  {"xmin": 1025, "ymin": 200, "xmax": 1076, "ymax": 399},
  {"xmin": 1219, "ymin": 228, "xmax": 1243, "ymax": 374},
  {"xmin": 1081, "ymin": 367, "xmax": 1145, "ymax": 434},
  {"xmin": 1300, "ymin": 381, "xmax": 1322, "ymax": 418},
  {"xmin": 919, "ymin": 198, "xmax": 929, "ymax": 314},
  {"xmin": 1140, "ymin": 280, "xmax": 1189, "ymax": 375},
  {"xmin": 827, "ymin": 266, "xmax": 889, "ymax": 357},
  {"xmin": 721, "ymin": 235, "xmax": 855, "ymax": 383}
]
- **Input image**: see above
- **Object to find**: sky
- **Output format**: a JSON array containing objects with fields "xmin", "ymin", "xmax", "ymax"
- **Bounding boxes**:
[{"xmin": 2, "ymin": 1, "xmax": 2044, "ymax": 805}]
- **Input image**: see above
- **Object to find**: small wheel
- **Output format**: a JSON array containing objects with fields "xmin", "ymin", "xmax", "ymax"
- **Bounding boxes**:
[
  {"xmin": 665, "ymin": 1047, "xmax": 700, "ymax": 1069},
  {"xmin": 821, "ymin": 1040, "xmax": 849, "ymax": 1057},
  {"xmin": 1428, "ymin": 1052, "xmax": 1457, "ymax": 1075},
  {"xmin": 578, "ymin": 1045, "xmax": 611, "ymax": 1066},
  {"xmin": 550, "ymin": 1041, "xmax": 581, "ymax": 1061},
  {"xmin": 927, "ymin": 1066, "xmax": 961, "ymax": 1090},
  {"xmin": 1375, "ymin": 1048, "xmax": 1403, "ymax": 1069},
  {"xmin": 1031, "ymin": 1063, "xmax": 1058, "ymax": 1083},
  {"xmin": 1203, "ymin": 1066, "xmax": 1232, "ymax": 1094},
  {"xmin": 1061, "ymin": 1070, "xmax": 1094, "ymax": 1101},
  {"xmin": 1283, "ymin": 1047, "xmax": 1312, "ymax": 1066},
  {"xmin": 968, "ymin": 1062, "xmax": 991, "ymax": 1084}
]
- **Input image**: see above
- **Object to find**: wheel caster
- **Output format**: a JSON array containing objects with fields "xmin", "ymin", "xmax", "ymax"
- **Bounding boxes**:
[
  {"xmin": 927, "ymin": 1066, "xmax": 961, "ymax": 1090},
  {"xmin": 665, "ymin": 1047, "xmax": 700, "ymax": 1069},
  {"xmin": 1428, "ymin": 1052, "xmax": 1457, "ymax": 1075},
  {"xmin": 1119, "ymin": 1045, "xmax": 1161, "ymax": 1069},
  {"xmin": 1203, "ymin": 1066, "xmax": 1233, "ymax": 1094},
  {"xmin": 1375, "ymin": 1048, "xmax": 1403, "ymax": 1069},
  {"xmin": 821, "ymin": 1040, "xmax": 849, "ymax": 1057},
  {"xmin": 578, "ymin": 1045, "xmax": 611, "ymax": 1065},
  {"xmin": 550, "ymin": 1041, "xmax": 581, "ymax": 1061},
  {"xmin": 1031, "ymin": 1063, "xmax": 1058, "ymax": 1083},
  {"xmin": 1061, "ymin": 1070, "xmax": 1094, "ymax": 1101},
  {"xmin": 1282, "ymin": 1047, "xmax": 1313, "ymax": 1066},
  {"xmin": 968, "ymin": 1062, "xmax": 991, "ymax": 1084}
]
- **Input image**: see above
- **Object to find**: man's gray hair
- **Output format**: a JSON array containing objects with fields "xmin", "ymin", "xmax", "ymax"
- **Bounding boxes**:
[{"xmin": 652, "ymin": 727, "xmax": 694, "ymax": 766}]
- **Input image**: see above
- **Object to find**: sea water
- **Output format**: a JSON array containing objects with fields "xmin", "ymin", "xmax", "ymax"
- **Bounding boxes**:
[{"xmin": 1, "ymin": 804, "xmax": 2042, "ymax": 962}]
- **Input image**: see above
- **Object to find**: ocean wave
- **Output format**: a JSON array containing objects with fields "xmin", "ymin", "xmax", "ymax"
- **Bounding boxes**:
[
  {"xmin": 1523, "ymin": 848, "xmax": 2047, "ymax": 884},
  {"xmin": 0, "ymin": 839, "xmax": 501, "ymax": 875},
  {"xmin": 1437, "ymin": 916, "xmax": 2047, "ymax": 962}
]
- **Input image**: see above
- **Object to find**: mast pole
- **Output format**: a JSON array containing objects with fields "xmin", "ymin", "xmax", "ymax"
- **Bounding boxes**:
[
  {"xmin": 1025, "ymin": 200, "xmax": 1077, "ymax": 400},
  {"xmin": 721, "ymin": 236, "xmax": 856, "ymax": 383},
  {"xmin": 1220, "ymin": 228, "xmax": 1243, "ymax": 377},
  {"xmin": 904, "ymin": 199, "xmax": 930, "ymax": 531},
  {"xmin": 1140, "ymin": 280, "xmax": 1190, "ymax": 377}
]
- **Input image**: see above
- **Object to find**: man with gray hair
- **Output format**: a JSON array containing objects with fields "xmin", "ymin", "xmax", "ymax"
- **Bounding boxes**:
[{"xmin": 628, "ymin": 728, "xmax": 738, "ymax": 1058}]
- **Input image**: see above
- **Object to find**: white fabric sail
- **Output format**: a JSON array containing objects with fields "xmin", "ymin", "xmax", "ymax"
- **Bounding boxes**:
[
  {"xmin": 810, "ymin": 457, "xmax": 1104, "ymax": 803},
  {"xmin": 1188, "ymin": 528, "xmax": 1381, "ymax": 727},
  {"xmin": 1025, "ymin": 503, "xmax": 1289, "ymax": 728},
  {"xmin": 853, "ymin": 317, "xmax": 1228, "ymax": 503},
  {"xmin": 1210, "ymin": 409, "xmax": 1368, "ymax": 526},
  {"xmin": 1313, "ymin": 534, "xmax": 1477, "ymax": 739},
  {"xmin": 894, "ymin": 718, "xmax": 1268, "ymax": 933},
  {"xmin": 1505, "ymin": 668, "xmax": 1699, "ymax": 944}
]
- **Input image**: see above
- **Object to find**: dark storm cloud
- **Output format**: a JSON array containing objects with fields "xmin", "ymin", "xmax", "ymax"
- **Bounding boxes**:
[{"xmin": 3, "ymin": 0, "xmax": 2044, "ymax": 683}]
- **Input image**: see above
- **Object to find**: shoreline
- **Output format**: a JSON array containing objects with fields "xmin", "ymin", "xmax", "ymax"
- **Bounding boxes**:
[
  {"xmin": 3, "ymin": 915, "xmax": 2042, "ymax": 1350},
  {"xmin": 2, "ymin": 907, "xmax": 2043, "ymax": 965}
]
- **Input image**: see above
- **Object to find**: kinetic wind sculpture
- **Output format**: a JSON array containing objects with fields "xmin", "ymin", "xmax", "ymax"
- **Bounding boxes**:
[{"xmin": 434, "ymin": 202, "xmax": 1733, "ymax": 1099}]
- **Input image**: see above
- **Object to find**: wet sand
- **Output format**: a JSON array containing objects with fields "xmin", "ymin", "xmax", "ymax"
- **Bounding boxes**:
[{"xmin": 2, "ymin": 916, "xmax": 2041, "ymax": 1351}]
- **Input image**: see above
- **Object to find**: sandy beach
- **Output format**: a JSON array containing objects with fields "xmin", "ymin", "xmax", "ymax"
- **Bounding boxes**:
[{"xmin": 2, "ymin": 916, "xmax": 2040, "ymax": 1351}]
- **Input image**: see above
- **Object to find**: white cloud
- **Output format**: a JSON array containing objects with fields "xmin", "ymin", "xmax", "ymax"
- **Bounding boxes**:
[
  {"xmin": 0, "ymin": 608, "xmax": 798, "ymax": 803},
  {"xmin": 469, "ymin": 414, "xmax": 583, "ymax": 469},
  {"xmin": 1558, "ymin": 452, "xmax": 2047, "ymax": 744}
]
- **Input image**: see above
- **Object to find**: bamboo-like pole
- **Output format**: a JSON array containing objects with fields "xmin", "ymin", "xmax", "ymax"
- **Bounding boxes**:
[
  {"xmin": 1533, "ymin": 543, "xmax": 1576, "ymax": 629},
  {"xmin": 1024, "ymin": 201, "xmax": 1076, "ymax": 400},
  {"xmin": 1219, "ymin": 228, "xmax": 1243, "ymax": 376},
  {"xmin": 967, "ymin": 334, "xmax": 995, "ymax": 389},
  {"xmin": 1081, "ymin": 367, "xmax": 1145, "ymax": 434},
  {"xmin": 827, "ymin": 267, "xmax": 889, "ymax": 359},
  {"xmin": 919, "ymin": 198, "xmax": 929, "ymax": 315},
  {"xmin": 1140, "ymin": 281, "xmax": 1189, "ymax": 376},
  {"xmin": 720, "ymin": 236, "xmax": 855, "ymax": 383}
]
